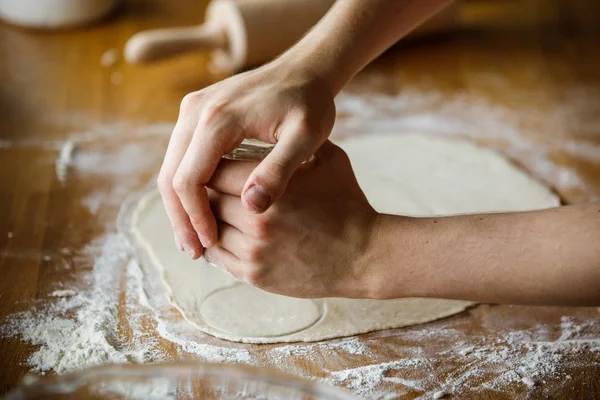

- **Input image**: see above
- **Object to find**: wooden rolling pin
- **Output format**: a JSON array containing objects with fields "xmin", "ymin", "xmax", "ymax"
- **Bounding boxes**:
[
  {"xmin": 125, "ymin": 0, "xmax": 335, "ymax": 72},
  {"xmin": 125, "ymin": 0, "xmax": 461, "ymax": 72}
]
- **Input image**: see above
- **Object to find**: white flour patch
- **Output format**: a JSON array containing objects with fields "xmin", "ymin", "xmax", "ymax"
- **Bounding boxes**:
[
  {"xmin": 1, "ymin": 235, "xmax": 162, "ymax": 373},
  {"xmin": 100, "ymin": 49, "xmax": 119, "ymax": 68},
  {"xmin": 81, "ymin": 184, "xmax": 134, "ymax": 216},
  {"xmin": 55, "ymin": 140, "xmax": 77, "ymax": 184},
  {"xmin": 0, "ymin": 231, "xmax": 254, "ymax": 375},
  {"xmin": 313, "ymin": 315, "xmax": 600, "ymax": 399},
  {"xmin": 270, "ymin": 337, "xmax": 368, "ymax": 361},
  {"xmin": 50, "ymin": 289, "xmax": 77, "ymax": 298},
  {"xmin": 73, "ymin": 143, "xmax": 157, "ymax": 176},
  {"xmin": 323, "ymin": 359, "xmax": 427, "ymax": 398}
]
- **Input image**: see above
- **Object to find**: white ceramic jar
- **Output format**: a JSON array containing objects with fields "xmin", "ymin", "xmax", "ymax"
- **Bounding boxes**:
[{"xmin": 0, "ymin": 0, "xmax": 120, "ymax": 29}]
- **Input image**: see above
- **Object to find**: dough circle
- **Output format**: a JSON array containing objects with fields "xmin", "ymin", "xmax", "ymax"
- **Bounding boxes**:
[
  {"xmin": 200, "ymin": 284, "xmax": 323, "ymax": 337},
  {"xmin": 132, "ymin": 133, "xmax": 560, "ymax": 343}
]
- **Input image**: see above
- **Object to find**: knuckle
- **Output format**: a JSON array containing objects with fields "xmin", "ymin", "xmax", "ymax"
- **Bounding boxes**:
[
  {"xmin": 261, "ymin": 161, "xmax": 287, "ymax": 185},
  {"xmin": 172, "ymin": 172, "xmax": 194, "ymax": 194},
  {"xmin": 180, "ymin": 93, "xmax": 201, "ymax": 113},
  {"xmin": 244, "ymin": 266, "xmax": 267, "ymax": 286},
  {"xmin": 245, "ymin": 244, "xmax": 264, "ymax": 264},
  {"xmin": 287, "ymin": 111, "xmax": 323, "ymax": 141},
  {"xmin": 199, "ymin": 101, "xmax": 228, "ymax": 126},
  {"xmin": 290, "ymin": 113, "xmax": 311, "ymax": 134},
  {"xmin": 250, "ymin": 215, "xmax": 273, "ymax": 240},
  {"xmin": 156, "ymin": 172, "xmax": 171, "ymax": 193}
]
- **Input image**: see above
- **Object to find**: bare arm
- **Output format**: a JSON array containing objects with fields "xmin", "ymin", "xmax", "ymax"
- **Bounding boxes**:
[
  {"xmin": 206, "ymin": 143, "xmax": 600, "ymax": 306},
  {"xmin": 159, "ymin": 0, "xmax": 453, "ymax": 258},
  {"xmin": 371, "ymin": 202, "xmax": 600, "ymax": 306},
  {"xmin": 279, "ymin": 0, "xmax": 454, "ymax": 94}
]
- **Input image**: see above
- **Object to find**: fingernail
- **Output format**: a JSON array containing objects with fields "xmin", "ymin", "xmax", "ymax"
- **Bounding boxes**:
[
  {"xmin": 245, "ymin": 184, "xmax": 271, "ymax": 212},
  {"xmin": 199, "ymin": 234, "xmax": 214, "ymax": 248},
  {"xmin": 174, "ymin": 233, "xmax": 184, "ymax": 251},
  {"xmin": 182, "ymin": 242, "xmax": 198, "ymax": 260}
]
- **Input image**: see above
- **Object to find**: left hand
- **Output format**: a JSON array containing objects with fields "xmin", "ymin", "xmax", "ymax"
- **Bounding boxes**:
[{"xmin": 204, "ymin": 141, "xmax": 379, "ymax": 298}]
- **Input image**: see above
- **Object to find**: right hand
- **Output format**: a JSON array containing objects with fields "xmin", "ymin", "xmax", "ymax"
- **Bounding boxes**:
[
  {"xmin": 157, "ymin": 62, "xmax": 337, "ymax": 259},
  {"xmin": 205, "ymin": 141, "xmax": 380, "ymax": 299}
]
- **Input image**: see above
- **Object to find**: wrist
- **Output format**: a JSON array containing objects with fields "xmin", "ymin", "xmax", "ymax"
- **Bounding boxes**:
[
  {"xmin": 345, "ymin": 213, "xmax": 401, "ymax": 300},
  {"xmin": 359, "ymin": 214, "xmax": 431, "ymax": 300},
  {"xmin": 271, "ymin": 41, "xmax": 342, "ymax": 98}
]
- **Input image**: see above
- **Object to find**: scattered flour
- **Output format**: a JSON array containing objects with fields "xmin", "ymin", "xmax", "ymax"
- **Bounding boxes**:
[
  {"xmin": 55, "ymin": 140, "xmax": 77, "ymax": 184},
  {"xmin": 334, "ymin": 88, "xmax": 597, "ymax": 197},
  {"xmin": 50, "ymin": 289, "xmax": 77, "ymax": 298},
  {"xmin": 324, "ymin": 359, "xmax": 427, "ymax": 398},
  {"xmin": 100, "ymin": 49, "xmax": 119, "ymax": 68},
  {"xmin": 272, "ymin": 337, "xmax": 367, "ymax": 359},
  {"xmin": 73, "ymin": 143, "xmax": 158, "ymax": 176},
  {"xmin": 1, "ymin": 84, "xmax": 599, "ymax": 399},
  {"xmin": 2, "ymin": 235, "xmax": 162, "ymax": 374}
]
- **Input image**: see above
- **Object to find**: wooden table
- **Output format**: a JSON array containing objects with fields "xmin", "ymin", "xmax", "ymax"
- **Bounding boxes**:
[{"xmin": 1, "ymin": 0, "xmax": 599, "ymax": 398}]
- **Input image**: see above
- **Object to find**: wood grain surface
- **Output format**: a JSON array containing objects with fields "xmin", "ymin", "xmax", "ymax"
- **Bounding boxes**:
[{"xmin": 1, "ymin": 0, "xmax": 599, "ymax": 398}]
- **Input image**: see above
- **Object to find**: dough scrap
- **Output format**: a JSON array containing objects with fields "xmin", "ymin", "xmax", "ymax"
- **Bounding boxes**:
[{"xmin": 132, "ymin": 133, "xmax": 560, "ymax": 343}]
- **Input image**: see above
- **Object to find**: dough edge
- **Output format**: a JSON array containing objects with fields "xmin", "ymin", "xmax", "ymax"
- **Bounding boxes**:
[
  {"xmin": 130, "ymin": 133, "xmax": 560, "ymax": 344},
  {"xmin": 131, "ymin": 190, "xmax": 474, "ymax": 344}
]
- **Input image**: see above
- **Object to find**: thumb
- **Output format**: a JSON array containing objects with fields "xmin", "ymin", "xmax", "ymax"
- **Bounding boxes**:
[{"xmin": 242, "ymin": 121, "xmax": 319, "ymax": 213}]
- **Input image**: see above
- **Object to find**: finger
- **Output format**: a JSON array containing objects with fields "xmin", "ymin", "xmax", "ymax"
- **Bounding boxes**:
[
  {"xmin": 242, "ymin": 118, "xmax": 320, "ymax": 213},
  {"xmin": 160, "ymin": 190, "xmax": 203, "ymax": 259},
  {"xmin": 314, "ymin": 139, "xmax": 342, "ymax": 160},
  {"xmin": 216, "ymin": 221, "xmax": 246, "ymax": 259},
  {"xmin": 208, "ymin": 189, "xmax": 250, "ymax": 232},
  {"xmin": 203, "ymin": 245, "xmax": 242, "ymax": 274},
  {"xmin": 207, "ymin": 159, "xmax": 258, "ymax": 196},
  {"xmin": 157, "ymin": 104, "xmax": 202, "ymax": 259},
  {"xmin": 174, "ymin": 115, "xmax": 243, "ymax": 248}
]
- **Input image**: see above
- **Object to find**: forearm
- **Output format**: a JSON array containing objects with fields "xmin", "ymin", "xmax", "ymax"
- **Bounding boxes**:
[
  {"xmin": 369, "ymin": 202, "xmax": 600, "ymax": 306},
  {"xmin": 275, "ymin": 0, "xmax": 454, "ymax": 95}
]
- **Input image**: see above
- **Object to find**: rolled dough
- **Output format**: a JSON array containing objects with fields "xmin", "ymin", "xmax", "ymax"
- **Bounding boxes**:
[{"xmin": 132, "ymin": 133, "xmax": 560, "ymax": 343}]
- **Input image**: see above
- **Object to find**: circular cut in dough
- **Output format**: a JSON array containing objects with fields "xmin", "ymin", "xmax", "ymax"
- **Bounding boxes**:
[
  {"xmin": 200, "ymin": 283, "xmax": 323, "ymax": 337},
  {"xmin": 132, "ymin": 133, "xmax": 560, "ymax": 343}
]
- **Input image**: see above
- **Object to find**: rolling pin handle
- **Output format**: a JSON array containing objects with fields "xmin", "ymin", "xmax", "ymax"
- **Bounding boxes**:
[{"xmin": 124, "ymin": 23, "xmax": 228, "ymax": 64}]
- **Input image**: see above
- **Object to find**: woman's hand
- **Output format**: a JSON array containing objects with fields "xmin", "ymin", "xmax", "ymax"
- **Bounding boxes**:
[
  {"xmin": 157, "ymin": 62, "xmax": 336, "ymax": 259},
  {"xmin": 204, "ymin": 141, "xmax": 380, "ymax": 299}
]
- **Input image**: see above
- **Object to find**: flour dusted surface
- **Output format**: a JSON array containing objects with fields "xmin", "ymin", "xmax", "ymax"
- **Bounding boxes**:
[{"xmin": 1, "ymin": 84, "xmax": 599, "ymax": 398}]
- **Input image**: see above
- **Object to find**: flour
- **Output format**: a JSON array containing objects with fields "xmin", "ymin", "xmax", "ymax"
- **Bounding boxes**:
[
  {"xmin": 324, "ymin": 359, "xmax": 427, "ymax": 398},
  {"xmin": 314, "ymin": 316, "xmax": 600, "ymax": 399},
  {"xmin": 1, "ymin": 85, "xmax": 599, "ymax": 398},
  {"xmin": 73, "ymin": 143, "xmax": 157, "ymax": 176},
  {"xmin": 55, "ymin": 140, "xmax": 77, "ymax": 184},
  {"xmin": 100, "ymin": 49, "xmax": 119, "ymax": 68},
  {"xmin": 50, "ymin": 289, "xmax": 77, "ymax": 298},
  {"xmin": 334, "ymin": 87, "xmax": 599, "ymax": 198},
  {"xmin": 1, "ymin": 235, "xmax": 162, "ymax": 373},
  {"xmin": 269, "ymin": 337, "xmax": 368, "ymax": 361}
]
